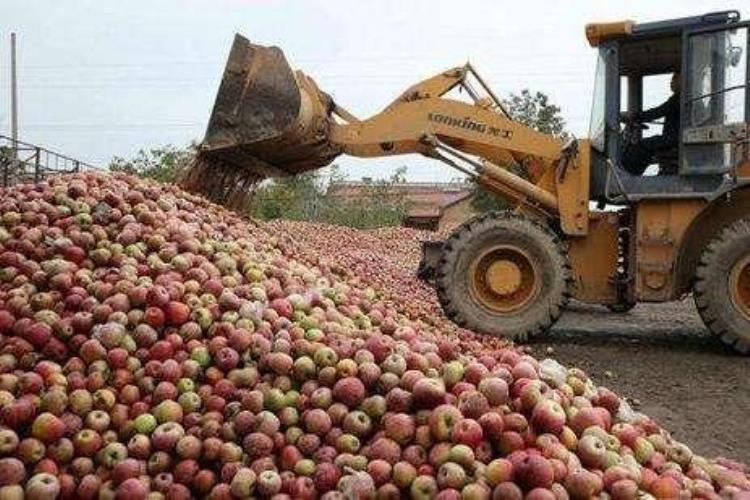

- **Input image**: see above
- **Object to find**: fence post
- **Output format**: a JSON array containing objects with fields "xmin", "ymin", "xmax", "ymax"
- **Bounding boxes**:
[
  {"xmin": 74, "ymin": 160, "xmax": 80, "ymax": 173},
  {"xmin": 34, "ymin": 147, "xmax": 41, "ymax": 183}
]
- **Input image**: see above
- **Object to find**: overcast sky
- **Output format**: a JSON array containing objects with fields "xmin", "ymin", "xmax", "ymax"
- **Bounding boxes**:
[{"xmin": 2, "ymin": 0, "xmax": 747, "ymax": 182}]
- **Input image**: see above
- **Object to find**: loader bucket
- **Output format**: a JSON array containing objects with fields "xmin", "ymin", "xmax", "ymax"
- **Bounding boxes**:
[
  {"xmin": 200, "ymin": 34, "xmax": 338, "ymax": 176},
  {"xmin": 180, "ymin": 35, "xmax": 339, "ymax": 211}
]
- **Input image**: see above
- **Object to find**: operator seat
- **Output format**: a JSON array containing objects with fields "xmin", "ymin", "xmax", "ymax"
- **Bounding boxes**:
[{"xmin": 654, "ymin": 148, "xmax": 679, "ymax": 175}]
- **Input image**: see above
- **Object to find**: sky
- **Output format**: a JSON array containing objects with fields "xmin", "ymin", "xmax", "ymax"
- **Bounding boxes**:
[{"xmin": 1, "ymin": 0, "xmax": 747, "ymax": 182}]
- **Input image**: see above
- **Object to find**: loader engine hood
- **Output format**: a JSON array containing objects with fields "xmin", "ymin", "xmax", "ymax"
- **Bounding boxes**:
[{"xmin": 200, "ymin": 35, "xmax": 340, "ymax": 177}]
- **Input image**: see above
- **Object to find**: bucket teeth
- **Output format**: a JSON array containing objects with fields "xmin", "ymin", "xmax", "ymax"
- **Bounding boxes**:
[{"xmin": 181, "ymin": 35, "xmax": 341, "ymax": 211}]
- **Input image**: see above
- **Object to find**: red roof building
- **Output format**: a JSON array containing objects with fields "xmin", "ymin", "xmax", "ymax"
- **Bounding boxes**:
[{"xmin": 327, "ymin": 180, "xmax": 476, "ymax": 231}]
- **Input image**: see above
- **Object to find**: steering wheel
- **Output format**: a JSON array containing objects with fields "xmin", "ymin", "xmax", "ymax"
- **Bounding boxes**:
[{"xmin": 621, "ymin": 119, "xmax": 649, "ymax": 146}]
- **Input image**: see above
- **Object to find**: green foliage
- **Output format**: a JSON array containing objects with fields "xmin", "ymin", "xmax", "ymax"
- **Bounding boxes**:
[
  {"xmin": 0, "ymin": 146, "xmax": 12, "ymax": 163},
  {"xmin": 250, "ymin": 166, "xmax": 411, "ymax": 229},
  {"xmin": 0, "ymin": 146, "xmax": 23, "ymax": 186},
  {"xmin": 109, "ymin": 145, "xmax": 194, "ymax": 183},
  {"xmin": 109, "ymin": 141, "xmax": 409, "ymax": 229},
  {"xmin": 470, "ymin": 187, "xmax": 505, "ymax": 213},
  {"xmin": 472, "ymin": 89, "xmax": 567, "ymax": 212},
  {"xmin": 322, "ymin": 167, "xmax": 410, "ymax": 229},
  {"xmin": 249, "ymin": 171, "xmax": 326, "ymax": 221},
  {"xmin": 0, "ymin": 146, "xmax": 13, "ymax": 172},
  {"xmin": 503, "ymin": 89, "xmax": 568, "ymax": 138}
]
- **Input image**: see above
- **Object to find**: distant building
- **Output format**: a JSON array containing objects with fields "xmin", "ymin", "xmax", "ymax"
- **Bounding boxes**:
[
  {"xmin": 327, "ymin": 180, "xmax": 477, "ymax": 231},
  {"xmin": 434, "ymin": 194, "xmax": 477, "ymax": 233}
]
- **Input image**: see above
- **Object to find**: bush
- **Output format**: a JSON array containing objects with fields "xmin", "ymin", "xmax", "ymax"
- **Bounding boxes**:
[
  {"xmin": 109, "ymin": 145, "xmax": 195, "ymax": 183},
  {"xmin": 471, "ymin": 89, "xmax": 568, "ymax": 212},
  {"xmin": 250, "ymin": 167, "xmax": 411, "ymax": 229}
]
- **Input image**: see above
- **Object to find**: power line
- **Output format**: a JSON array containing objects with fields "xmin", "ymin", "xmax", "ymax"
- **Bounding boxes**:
[
  {"xmin": 0, "ymin": 51, "xmax": 592, "ymax": 70},
  {"xmin": 0, "ymin": 77, "xmax": 593, "ymax": 92},
  {"xmin": 0, "ymin": 70, "xmax": 592, "ymax": 84},
  {"xmin": 24, "ymin": 122, "xmax": 202, "ymax": 129},
  {"xmin": 24, "ymin": 117, "xmax": 592, "ymax": 132}
]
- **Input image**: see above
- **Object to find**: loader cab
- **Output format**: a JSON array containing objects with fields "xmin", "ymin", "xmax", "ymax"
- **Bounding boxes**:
[{"xmin": 587, "ymin": 11, "xmax": 750, "ymax": 204}]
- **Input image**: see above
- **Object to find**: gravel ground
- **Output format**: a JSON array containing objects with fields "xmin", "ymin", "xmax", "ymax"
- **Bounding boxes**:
[{"xmin": 526, "ymin": 299, "xmax": 750, "ymax": 462}]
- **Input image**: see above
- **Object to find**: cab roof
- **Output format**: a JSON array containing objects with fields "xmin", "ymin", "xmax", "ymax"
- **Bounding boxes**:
[{"xmin": 585, "ymin": 10, "xmax": 741, "ymax": 47}]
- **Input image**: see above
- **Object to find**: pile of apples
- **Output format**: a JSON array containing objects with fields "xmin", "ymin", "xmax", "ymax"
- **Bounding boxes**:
[
  {"xmin": 265, "ymin": 220, "xmax": 451, "ymax": 330},
  {"xmin": 0, "ymin": 172, "xmax": 746, "ymax": 499}
]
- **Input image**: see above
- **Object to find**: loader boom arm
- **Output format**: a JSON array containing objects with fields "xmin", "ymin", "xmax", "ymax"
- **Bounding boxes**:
[
  {"xmin": 197, "ymin": 37, "xmax": 590, "ymax": 234},
  {"xmin": 328, "ymin": 64, "xmax": 562, "ymax": 173},
  {"xmin": 314, "ymin": 65, "xmax": 590, "ymax": 234}
]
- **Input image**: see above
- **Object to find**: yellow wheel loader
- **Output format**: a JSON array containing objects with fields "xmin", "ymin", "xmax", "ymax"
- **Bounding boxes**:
[{"xmin": 189, "ymin": 11, "xmax": 750, "ymax": 353}]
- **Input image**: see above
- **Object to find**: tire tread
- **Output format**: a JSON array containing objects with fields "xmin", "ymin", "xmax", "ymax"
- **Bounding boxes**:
[
  {"xmin": 435, "ymin": 210, "xmax": 570, "ymax": 341},
  {"xmin": 693, "ymin": 217, "xmax": 750, "ymax": 355}
]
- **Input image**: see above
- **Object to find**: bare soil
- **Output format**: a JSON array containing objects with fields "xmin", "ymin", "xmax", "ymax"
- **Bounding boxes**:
[{"xmin": 527, "ymin": 299, "xmax": 750, "ymax": 462}]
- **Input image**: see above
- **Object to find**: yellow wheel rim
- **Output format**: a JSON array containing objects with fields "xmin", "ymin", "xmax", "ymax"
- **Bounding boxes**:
[
  {"xmin": 469, "ymin": 245, "xmax": 540, "ymax": 314},
  {"xmin": 729, "ymin": 254, "xmax": 750, "ymax": 321}
]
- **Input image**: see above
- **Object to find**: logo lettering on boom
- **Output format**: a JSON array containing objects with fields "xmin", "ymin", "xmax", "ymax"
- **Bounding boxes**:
[{"xmin": 427, "ymin": 113, "xmax": 513, "ymax": 140}]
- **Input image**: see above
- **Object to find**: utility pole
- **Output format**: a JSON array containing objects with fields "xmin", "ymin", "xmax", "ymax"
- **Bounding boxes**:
[{"xmin": 10, "ymin": 33, "xmax": 18, "ymax": 155}]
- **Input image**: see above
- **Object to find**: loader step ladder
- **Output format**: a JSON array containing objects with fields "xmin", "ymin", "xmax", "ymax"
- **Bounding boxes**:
[{"xmin": 0, "ymin": 134, "xmax": 101, "ymax": 188}]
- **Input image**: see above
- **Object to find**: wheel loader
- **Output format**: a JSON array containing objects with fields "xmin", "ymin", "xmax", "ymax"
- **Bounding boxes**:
[{"xmin": 190, "ymin": 10, "xmax": 750, "ymax": 353}]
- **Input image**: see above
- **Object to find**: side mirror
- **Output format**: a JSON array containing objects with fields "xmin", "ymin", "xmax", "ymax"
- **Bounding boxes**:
[{"xmin": 728, "ymin": 45, "xmax": 743, "ymax": 67}]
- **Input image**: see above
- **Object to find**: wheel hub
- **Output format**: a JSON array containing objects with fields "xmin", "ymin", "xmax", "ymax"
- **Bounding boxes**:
[
  {"xmin": 470, "ymin": 245, "xmax": 540, "ymax": 314},
  {"xmin": 486, "ymin": 260, "xmax": 522, "ymax": 296},
  {"xmin": 729, "ymin": 255, "xmax": 750, "ymax": 320}
]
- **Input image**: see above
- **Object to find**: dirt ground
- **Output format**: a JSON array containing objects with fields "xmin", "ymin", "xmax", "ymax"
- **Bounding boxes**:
[{"xmin": 526, "ymin": 299, "xmax": 750, "ymax": 463}]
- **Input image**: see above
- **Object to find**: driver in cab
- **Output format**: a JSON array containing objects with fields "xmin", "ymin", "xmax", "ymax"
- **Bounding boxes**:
[{"xmin": 620, "ymin": 72, "xmax": 681, "ymax": 175}]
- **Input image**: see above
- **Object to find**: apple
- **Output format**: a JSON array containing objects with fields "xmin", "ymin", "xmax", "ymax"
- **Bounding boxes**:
[
  {"xmin": 531, "ymin": 400, "xmax": 567, "ymax": 435},
  {"xmin": 429, "ymin": 405, "xmax": 463, "ymax": 442}
]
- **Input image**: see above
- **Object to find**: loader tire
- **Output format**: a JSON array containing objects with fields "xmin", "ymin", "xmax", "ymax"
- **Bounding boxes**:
[
  {"xmin": 436, "ymin": 211, "xmax": 570, "ymax": 341},
  {"xmin": 606, "ymin": 301, "xmax": 636, "ymax": 313},
  {"xmin": 694, "ymin": 217, "xmax": 750, "ymax": 355}
]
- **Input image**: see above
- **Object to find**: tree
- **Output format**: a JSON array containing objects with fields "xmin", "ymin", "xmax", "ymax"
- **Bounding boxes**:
[
  {"xmin": 321, "ymin": 167, "xmax": 410, "ymax": 229},
  {"xmin": 0, "ymin": 146, "xmax": 14, "ymax": 186},
  {"xmin": 249, "ymin": 171, "xmax": 326, "ymax": 221},
  {"xmin": 249, "ymin": 166, "xmax": 411, "ymax": 229},
  {"xmin": 109, "ymin": 141, "xmax": 409, "ymax": 229},
  {"xmin": 472, "ymin": 89, "xmax": 567, "ymax": 212},
  {"xmin": 109, "ymin": 144, "xmax": 194, "ymax": 183},
  {"xmin": 502, "ymin": 89, "xmax": 568, "ymax": 138}
]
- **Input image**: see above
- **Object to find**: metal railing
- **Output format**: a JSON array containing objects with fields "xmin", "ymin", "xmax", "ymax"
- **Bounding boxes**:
[{"xmin": 0, "ymin": 134, "xmax": 102, "ymax": 187}]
